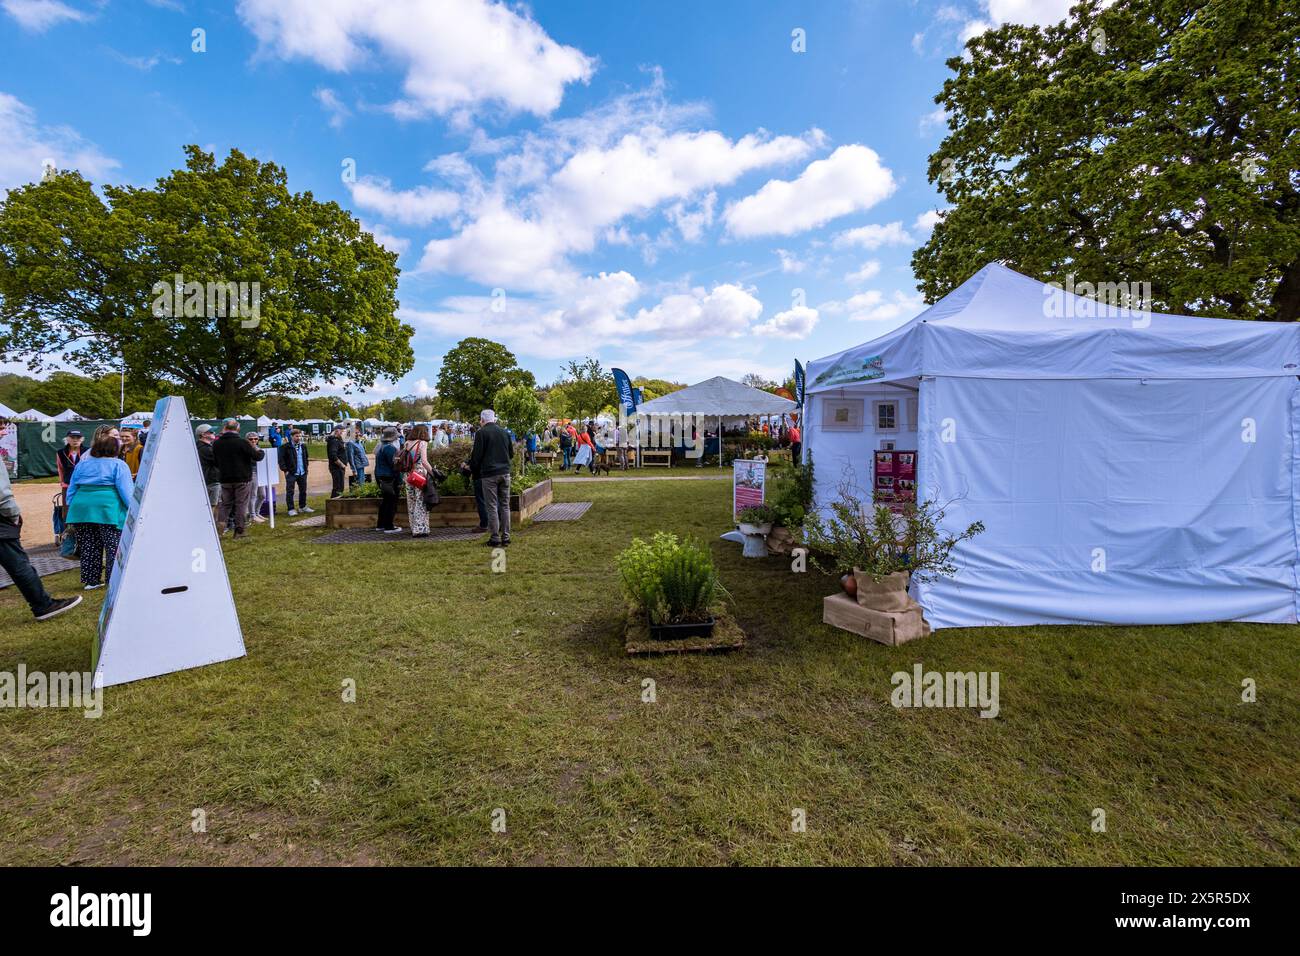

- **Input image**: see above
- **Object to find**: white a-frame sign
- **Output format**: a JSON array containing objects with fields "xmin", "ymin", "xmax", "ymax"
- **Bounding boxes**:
[{"xmin": 93, "ymin": 397, "xmax": 246, "ymax": 688}]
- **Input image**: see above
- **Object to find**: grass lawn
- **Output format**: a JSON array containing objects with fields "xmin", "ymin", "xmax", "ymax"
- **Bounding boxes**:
[{"xmin": 1, "ymin": 476, "xmax": 1296, "ymax": 865}]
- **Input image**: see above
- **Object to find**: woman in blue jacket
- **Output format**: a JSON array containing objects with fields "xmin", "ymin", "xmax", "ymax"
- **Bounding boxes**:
[{"xmin": 66, "ymin": 426, "xmax": 134, "ymax": 590}]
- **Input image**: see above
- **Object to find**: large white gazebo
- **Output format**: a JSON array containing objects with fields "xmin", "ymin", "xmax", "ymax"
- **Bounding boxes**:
[{"xmin": 634, "ymin": 376, "xmax": 796, "ymax": 462}]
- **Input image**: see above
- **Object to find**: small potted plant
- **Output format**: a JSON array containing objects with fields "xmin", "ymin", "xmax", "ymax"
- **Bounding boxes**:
[
  {"xmin": 617, "ymin": 532, "xmax": 725, "ymax": 638},
  {"xmin": 736, "ymin": 503, "xmax": 778, "ymax": 557},
  {"xmin": 766, "ymin": 455, "xmax": 814, "ymax": 555},
  {"xmin": 805, "ymin": 478, "xmax": 984, "ymax": 610}
]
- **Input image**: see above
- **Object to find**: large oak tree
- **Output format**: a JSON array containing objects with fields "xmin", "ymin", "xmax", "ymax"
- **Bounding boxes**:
[
  {"xmin": 914, "ymin": 0, "xmax": 1300, "ymax": 321},
  {"xmin": 0, "ymin": 146, "xmax": 414, "ymax": 415}
]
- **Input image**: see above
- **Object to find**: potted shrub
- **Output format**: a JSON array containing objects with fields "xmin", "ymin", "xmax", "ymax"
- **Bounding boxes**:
[
  {"xmin": 617, "ymin": 532, "xmax": 724, "ymax": 639},
  {"xmin": 805, "ymin": 479, "xmax": 984, "ymax": 610},
  {"xmin": 735, "ymin": 504, "xmax": 777, "ymax": 558},
  {"xmin": 766, "ymin": 454, "xmax": 814, "ymax": 555}
]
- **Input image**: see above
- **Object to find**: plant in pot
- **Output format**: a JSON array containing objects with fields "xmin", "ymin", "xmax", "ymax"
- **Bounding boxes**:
[
  {"xmin": 736, "ymin": 503, "xmax": 778, "ymax": 558},
  {"xmin": 765, "ymin": 454, "xmax": 814, "ymax": 554},
  {"xmin": 617, "ymin": 532, "xmax": 725, "ymax": 638},
  {"xmin": 805, "ymin": 478, "xmax": 984, "ymax": 610}
]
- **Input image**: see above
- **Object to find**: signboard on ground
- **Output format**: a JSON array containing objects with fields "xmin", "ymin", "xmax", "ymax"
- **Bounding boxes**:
[
  {"xmin": 93, "ymin": 396, "xmax": 246, "ymax": 688},
  {"xmin": 733, "ymin": 459, "xmax": 766, "ymax": 515}
]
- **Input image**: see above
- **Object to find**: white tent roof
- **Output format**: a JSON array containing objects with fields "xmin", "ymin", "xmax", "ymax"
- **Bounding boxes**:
[
  {"xmin": 256, "ymin": 415, "xmax": 273, "ymax": 426},
  {"xmin": 18, "ymin": 408, "xmax": 53, "ymax": 421},
  {"xmin": 808, "ymin": 262, "xmax": 1300, "ymax": 391},
  {"xmin": 636, "ymin": 376, "xmax": 796, "ymax": 417},
  {"xmin": 120, "ymin": 411, "xmax": 154, "ymax": 423},
  {"xmin": 53, "ymin": 408, "xmax": 82, "ymax": 421},
  {"xmin": 0, "ymin": 401, "xmax": 17, "ymax": 418}
]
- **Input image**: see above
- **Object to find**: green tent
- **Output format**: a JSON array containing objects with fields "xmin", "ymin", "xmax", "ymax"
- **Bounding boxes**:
[{"xmin": 9, "ymin": 418, "xmax": 258, "ymax": 479}]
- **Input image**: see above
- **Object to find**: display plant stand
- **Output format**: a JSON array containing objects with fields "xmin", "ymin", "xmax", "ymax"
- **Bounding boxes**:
[
  {"xmin": 325, "ymin": 479, "xmax": 553, "ymax": 529},
  {"xmin": 625, "ymin": 611, "xmax": 745, "ymax": 655}
]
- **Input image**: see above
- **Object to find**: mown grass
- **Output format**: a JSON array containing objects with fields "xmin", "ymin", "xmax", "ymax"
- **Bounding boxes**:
[{"xmin": 1, "ymin": 477, "xmax": 1296, "ymax": 865}]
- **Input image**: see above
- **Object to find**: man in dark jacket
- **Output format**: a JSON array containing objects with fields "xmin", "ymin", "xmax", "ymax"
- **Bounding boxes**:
[
  {"xmin": 212, "ymin": 419, "xmax": 264, "ymax": 537},
  {"xmin": 277, "ymin": 429, "xmax": 311, "ymax": 515},
  {"xmin": 196, "ymin": 424, "xmax": 220, "ymax": 511},
  {"xmin": 325, "ymin": 425, "xmax": 348, "ymax": 499},
  {"xmin": 469, "ymin": 409, "xmax": 514, "ymax": 546}
]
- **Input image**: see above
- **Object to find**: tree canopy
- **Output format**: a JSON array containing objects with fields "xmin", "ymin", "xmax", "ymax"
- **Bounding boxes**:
[
  {"xmin": 0, "ymin": 146, "xmax": 414, "ymax": 415},
  {"xmin": 549, "ymin": 357, "xmax": 614, "ymax": 421},
  {"xmin": 436, "ymin": 337, "xmax": 535, "ymax": 419},
  {"xmin": 914, "ymin": 0, "xmax": 1300, "ymax": 321}
]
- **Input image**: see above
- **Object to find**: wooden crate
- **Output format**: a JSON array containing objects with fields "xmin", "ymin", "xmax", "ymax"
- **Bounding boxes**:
[
  {"xmin": 640, "ymin": 449, "xmax": 672, "ymax": 467},
  {"xmin": 822, "ymin": 592, "xmax": 930, "ymax": 646}
]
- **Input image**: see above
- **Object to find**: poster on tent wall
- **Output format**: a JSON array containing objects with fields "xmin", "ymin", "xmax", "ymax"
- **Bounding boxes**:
[
  {"xmin": 0, "ymin": 420, "xmax": 16, "ymax": 477},
  {"xmin": 93, "ymin": 396, "xmax": 246, "ymax": 689},
  {"xmin": 733, "ymin": 459, "xmax": 766, "ymax": 515}
]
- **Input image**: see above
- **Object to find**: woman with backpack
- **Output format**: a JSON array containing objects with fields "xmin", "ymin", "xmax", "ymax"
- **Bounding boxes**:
[{"xmin": 398, "ymin": 424, "xmax": 432, "ymax": 537}]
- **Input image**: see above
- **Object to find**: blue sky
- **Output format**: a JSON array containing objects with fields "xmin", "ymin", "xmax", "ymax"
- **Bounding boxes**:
[{"xmin": 0, "ymin": 0, "xmax": 1077, "ymax": 401}]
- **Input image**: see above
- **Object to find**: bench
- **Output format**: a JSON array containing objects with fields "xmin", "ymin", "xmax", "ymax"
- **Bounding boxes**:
[{"xmin": 640, "ymin": 449, "xmax": 672, "ymax": 467}]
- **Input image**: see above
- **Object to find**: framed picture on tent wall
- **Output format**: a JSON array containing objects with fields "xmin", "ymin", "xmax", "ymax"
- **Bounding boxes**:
[{"xmin": 821, "ymin": 397, "xmax": 864, "ymax": 432}]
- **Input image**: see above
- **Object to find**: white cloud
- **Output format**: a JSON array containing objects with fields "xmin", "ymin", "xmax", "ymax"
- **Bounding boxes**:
[
  {"xmin": 845, "ymin": 259, "xmax": 881, "ymax": 284},
  {"xmin": 776, "ymin": 249, "xmax": 806, "ymax": 274},
  {"xmin": 665, "ymin": 191, "xmax": 716, "ymax": 242},
  {"xmin": 961, "ymin": 0, "xmax": 1092, "ymax": 45},
  {"xmin": 913, "ymin": 209, "xmax": 947, "ymax": 233},
  {"xmin": 723, "ymin": 144, "xmax": 897, "ymax": 239},
  {"xmin": 237, "ymin": 0, "xmax": 594, "ymax": 120},
  {"xmin": 826, "ymin": 290, "xmax": 926, "ymax": 323},
  {"xmin": 754, "ymin": 304, "xmax": 817, "ymax": 339},
  {"xmin": 833, "ymin": 221, "xmax": 914, "ymax": 250},
  {"xmin": 404, "ymin": 271, "xmax": 643, "ymax": 360},
  {"xmin": 0, "ymin": 92, "xmax": 118, "ymax": 194},
  {"xmin": 919, "ymin": 107, "xmax": 948, "ymax": 134},
  {"xmin": 315, "ymin": 87, "xmax": 351, "ymax": 129},
  {"xmin": 417, "ymin": 200, "xmax": 573, "ymax": 293},
  {"xmin": 362, "ymin": 221, "xmax": 410, "ymax": 256},
  {"xmin": 631, "ymin": 283, "xmax": 763, "ymax": 339},
  {"xmin": 2, "ymin": 0, "xmax": 88, "ymax": 31},
  {"xmin": 348, "ymin": 175, "xmax": 459, "ymax": 226},
  {"xmin": 417, "ymin": 112, "xmax": 821, "ymax": 291}
]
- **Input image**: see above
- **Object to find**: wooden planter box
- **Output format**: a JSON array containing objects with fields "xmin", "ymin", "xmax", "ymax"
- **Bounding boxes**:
[{"xmin": 325, "ymin": 478, "xmax": 553, "ymax": 529}]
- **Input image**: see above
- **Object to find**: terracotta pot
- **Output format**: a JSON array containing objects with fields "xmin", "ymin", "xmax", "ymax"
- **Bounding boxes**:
[
  {"xmin": 840, "ymin": 573, "xmax": 857, "ymax": 598},
  {"xmin": 852, "ymin": 569, "xmax": 911, "ymax": 610}
]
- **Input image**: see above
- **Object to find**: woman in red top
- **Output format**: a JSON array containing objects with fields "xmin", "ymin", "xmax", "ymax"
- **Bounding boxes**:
[{"xmin": 573, "ymin": 429, "xmax": 596, "ymax": 474}]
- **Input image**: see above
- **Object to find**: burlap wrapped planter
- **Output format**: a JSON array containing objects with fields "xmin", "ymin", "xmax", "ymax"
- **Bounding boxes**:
[{"xmin": 851, "ymin": 569, "xmax": 912, "ymax": 611}]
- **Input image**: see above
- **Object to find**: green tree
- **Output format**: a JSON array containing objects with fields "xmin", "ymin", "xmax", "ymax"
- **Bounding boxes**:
[
  {"xmin": 0, "ymin": 146, "xmax": 414, "ymax": 416},
  {"xmin": 631, "ymin": 376, "xmax": 685, "ymax": 403},
  {"xmin": 493, "ymin": 382, "xmax": 546, "ymax": 438},
  {"xmin": 436, "ymin": 337, "xmax": 535, "ymax": 419},
  {"xmin": 914, "ymin": 0, "xmax": 1300, "ymax": 320},
  {"xmin": 557, "ymin": 357, "xmax": 614, "ymax": 420},
  {"xmin": 28, "ymin": 372, "xmax": 118, "ymax": 419},
  {"xmin": 0, "ymin": 372, "xmax": 40, "ymax": 413}
]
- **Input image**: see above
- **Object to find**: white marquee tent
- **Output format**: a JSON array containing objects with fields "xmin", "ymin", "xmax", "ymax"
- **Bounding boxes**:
[
  {"xmin": 804, "ymin": 262, "xmax": 1300, "ymax": 630},
  {"xmin": 636, "ymin": 376, "xmax": 796, "ymax": 425},
  {"xmin": 636, "ymin": 376, "xmax": 796, "ymax": 459},
  {"xmin": 52, "ymin": 408, "xmax": 82, "ymax": 422}
]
